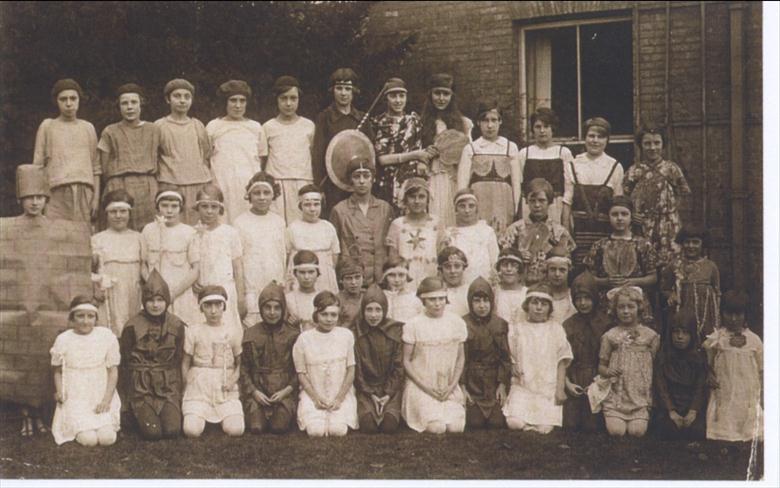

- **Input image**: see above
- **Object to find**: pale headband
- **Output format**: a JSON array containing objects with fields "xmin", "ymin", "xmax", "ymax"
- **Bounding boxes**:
[
  {"xmin": 525, "ymin": 291, "xmax": 553, "ymax": 303},
  {"xmin": 419, "ymin": 290, "xmax": 448, "ymax": 299},
  {"xmin": 334, "ymin": 80, "xmax": 355, "ymax": 87},
  {"xmin": 497, "ymin": 255, "xmax": 524, "ymax": 266},
  {"xmin": 71, "ymin": 303, "xmax": 99, "ymax": 315},
  {"xmin": 199, "ymin": 294, "xmax": 227, "ymax": 305},
  {"xmin": 293, "ymin": 263, "xmax": 320, "ymax": 271},
  {"xmin": 156, "ymin": 191, "xmax": 183, "ymax": 203},
  {"xmin": 299, "ymin": 192, "xmax": 322, "ymax": 203},
  {"xmin": 606, "ymin": 285, "xmax": 644, "ymax": 301},
  {"xmin": 545, "ymin": 256, "xmax": 572, "ymax": 266},
  {"xmin": 382, "ymin": 266, "xmax": 409, "ymax": 281},
  {"xmin": 454, "ymin": 193, "xmax": 478, "ymax": 206},
  {"xmin": 195, "ymin": 199, "xmax": 225, "ymax": 208},
  {"xmin": 105, "ymin": 201, "xmax": 132, "ymax": 212},
  {"xmin": 246, "ymin": 181, "xmax": 274, "ymax": 195}
]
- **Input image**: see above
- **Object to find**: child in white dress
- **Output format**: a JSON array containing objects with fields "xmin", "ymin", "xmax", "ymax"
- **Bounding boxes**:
[
  {"xmin": 286, "ymin": 185, "xmax": 340, "ymax": 293},
  {"xmin": 494, "ymin": 248, "xmax": 528, "ymax": 325},
  {"xmin": 382, "ymin": 257, "xmax": 423, "ymax": 323},
  {"xmin": 182, "ymin": 286, "xmax": 245, "ymax": 438},
  {"xmin": 286, "ymin": 250, "xmax": 321, "ymax": 333},
  {"xmin": 438, "ymin": 246, "xmax": 470, "ymax": 317},
  {"xmin": 402, "ymin": 277, "xmax": 467, "ymax": 434},
  {"xmin": 545, "ymin": 246, "xmax": 577, "ymax": 325},
  {"xmin": 293, "ymin": 291, "xmax": 358, "ymax": 437},
  {"xmin": 50, "ymin": 296, "xmax": 121, "ymax": 446},
  {"xmin": 441, "ymin": 189, "xmax": 498, "ymax": 284},
  {"xmin": 504, "ymin": 284, "xmax": 573, "ymax": 434}
]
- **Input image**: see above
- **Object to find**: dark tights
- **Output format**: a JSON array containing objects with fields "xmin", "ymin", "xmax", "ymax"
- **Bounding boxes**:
[
  {"xmin": 247, "ymin": 406, "xmax": 294, "ymax": 435},
  {"xmin": 359, "ymin": 414, "xmax": 400, "ymax": 434},
  {"xmin": 466, "ymin": 404, "xmax": 506, "ymax": 429},
  {"xmin": 133, "ymin": 403, "xmax": 182, "ymax": 440}
]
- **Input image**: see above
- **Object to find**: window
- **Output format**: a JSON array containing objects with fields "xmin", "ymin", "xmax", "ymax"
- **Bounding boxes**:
[{"xmin": 520, "ymin": 18, "xmax": 634, "ymax": 164}]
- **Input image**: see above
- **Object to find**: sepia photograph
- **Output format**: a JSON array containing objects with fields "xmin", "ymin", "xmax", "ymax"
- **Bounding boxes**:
[{"xmin": 0, "ymin": 1, "xmax": 776, "ymax": 484}]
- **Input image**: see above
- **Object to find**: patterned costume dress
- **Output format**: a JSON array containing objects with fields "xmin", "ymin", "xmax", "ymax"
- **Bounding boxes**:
[
  {"xmin": 428, "ymin": 117, "xmax": 473, "ymax": 228},
  {"xmin": 499, "ymin": 218, "xmax": 575, "ymax": 285},
  {"xmin": 386, "ymin": 215, "xmax": 442, "ymax": 291},
  {"xmin": 661, "ymin": 257, "xmax": 720, "ymax": 342},
  {"xmin": 372, "ymin": 112, "xmax": 424, "ymax": 209}
]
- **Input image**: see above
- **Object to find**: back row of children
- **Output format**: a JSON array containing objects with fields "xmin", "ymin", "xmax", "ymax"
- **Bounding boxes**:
[{"xmin": 14, "ymin": 163, "xmax": 761, "ymax": 446}]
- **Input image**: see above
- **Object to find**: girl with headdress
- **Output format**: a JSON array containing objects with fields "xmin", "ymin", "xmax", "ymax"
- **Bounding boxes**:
[
  {"xmin": 264, "ymin": 76, "xmax": 316, "ymax": 225},
  {"xmin": 206, "ymin": 80, "xmax": 268, "ymax": 223},
  {"xmin": 91, "ymin": 189, "xmax": 144, "ymax": 336},
  {"xmin": 457, "ymin": 100, "xmax": 521, "ymax": 235},
  {"xmin": 285, "ymin": 250, "xmax": 322, "ymax": 333},
  {"xmin": 380, "ymin": 256, "xmax": 423, "ymax": 323},
  {"xmin": 352, "ymin": 284, "xmax": 405, "ymax": 434},
  {"xmin": 493, "ymin": 248, "xmax": 528, "ymax": 325}
]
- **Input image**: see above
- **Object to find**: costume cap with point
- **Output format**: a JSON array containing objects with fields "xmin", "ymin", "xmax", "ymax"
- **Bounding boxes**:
[
  {"xmin": 116, "ymin": 83, "xmax": 145, "ymax": 99},
  {"xmin": 384, "ymin": 77, "xmax": 407, "ymax": 94},
  {"xmin": 428, "ymin": 73, "xmax": 454, "ymax": 91},
  {"xmin": 721, "ymin": 290, "xmax": 748, "ymax": 313},
  {"xmin": 337, "ymin": 256, "xmax": 363, "ymax": 280},
  {"xmin": 51, "ymin": 79, "xmax": 83, "ymax": 100},
  {"xmin": 495, "ymin": 247, "xmax": 524, "ymax": 270},
  {"xmin": 675, "ymin": 224, "xmax": 710, "ymax": 246},
  {"xmin": 218, "ymin": 80, "xmax": 251, "ymax": 99},
  {"xmin": 417, "ymin": 276, "xmax": 447, "ymax": 299},
  {"xmin": 16, "ymin": 164, "xmax": 50, "ymax": 199},
  {"xmin": 570, "ymin": 271, "xmax": 599, "ymax": 305},
  {"xmin": 609, "ymin": 195, "xmax": 634, "ymax": 213},
  {"xmin": 258, "ymin": 281, "xmax": 287, "ymax": 324},
  {"xmin": 164, "ymin": 79, "xmax": 195, "ymax": 97},
  {"xmin": 467, "ymin": 277, "xmax": 495, "ymax": 318},
  {"xmin": 438, "ymin": 246, "xmax": 468, "ymax": 268},
  {"xmin": 142, "ymin": 269, "xmax": 172, "ymax": 307},
  {"xmin": 355, "ymin": 284, "xmax": 403, "ymax": 341}
]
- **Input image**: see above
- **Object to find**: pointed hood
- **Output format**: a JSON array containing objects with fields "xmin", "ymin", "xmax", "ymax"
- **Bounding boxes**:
[
  {"xmin": 258, "ymin": 281, "xmax": 287, "ymax": 325},
  {"xmin": 355, "ymin": 284, "xmax": 401, "ymax": 342},
  {"xmin": 143, "ymin": 269, "xmax": 171, "ymax": 306},
  {"xmin": 570, "ymin": 271, "xmax": 599, "ymax": 306},
  {"xmin": 467, "ymin": 276, "xmax": 494, "ymax": 314},
  {"xmin": 658, "ymin": 310, "xmax": 706, "ymax": 386}
]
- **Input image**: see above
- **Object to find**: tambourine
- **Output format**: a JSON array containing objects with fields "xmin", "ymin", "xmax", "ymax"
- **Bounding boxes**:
[
  {"xmin": 433, "ymin": 129, "xmax": 470, "ymax": 167},
  {"xmin": 325, "ymin": 129, "xmax": 377, "ymax": 192}
]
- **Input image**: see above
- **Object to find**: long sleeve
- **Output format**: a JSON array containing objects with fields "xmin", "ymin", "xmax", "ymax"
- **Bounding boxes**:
[
  {"xmin": 33, "ymin": 119, "xmax": 50, "ymax": 167},
  {"xmin": 653, "ymin": 359, "xmax": 676, "ymax": 411},
  {"xmin": 311, "ymin": 111, "xmax": 328, "ymax": 186},
  {"xmin": 496, "ymin": 322, "xmax": 512, "ymax": 387},
  {"xmin": 509, "ymin": 142, "xmax": 521, "ymax": 207},
  {"xmin": 689, "ymin": 365, "xmax": 707, "ymax": 413},
  {"xmin": 457, "ymin": 143, "xmax": 474, "ymax": 190},
  {"xmin": 240, "ymin": 339, "xmax": 259, "ymax": 397},
  {"xmin": 118, "ymin": 326, "xmax": 135, "ymax": 398},
  {"xmin": 353, "ymin": 346, "xmax": 376, "ymax": 396}
]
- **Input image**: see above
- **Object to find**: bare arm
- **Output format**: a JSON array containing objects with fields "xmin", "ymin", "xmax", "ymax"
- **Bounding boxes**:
[
  {"xmin": 298, "ymin": 372, "xmax": 327, "ymax": 409},
  {"xmin": 181, "ymin": 353, "xmax": 192, "ymax": 386},
  {"xmin": 53, "ymin": 367, "xmax": 64, "ymax": 403},
  {"xmin": 332, "ymin": 365, "xmax": 355, "ymax": 409},
  {"xmin": 447, "ymin": 344, "xmax": 466, "ymax": 398},
  {"xmin": 378, "ymin": 149, "xmax": 429, "ymax": 167},
  {"xmin": 95, "ymin": 366, "xmax": 118, "ymax": 413},
  {"xmin": 402, "ymin": 343, "xmax": 436, "ymax": 397},
  {"xmin": 555, "ymin": 359, "xmax": 568, "ymax": 405},
  {"xmin": 232, "ymin": 258, "xmax": 246, "ymax": 319}
]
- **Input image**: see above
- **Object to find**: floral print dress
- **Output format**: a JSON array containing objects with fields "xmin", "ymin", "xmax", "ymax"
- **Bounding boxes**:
[{"xmin": 372, "ymin": 112, "xmax": 424, "ymax": 209}]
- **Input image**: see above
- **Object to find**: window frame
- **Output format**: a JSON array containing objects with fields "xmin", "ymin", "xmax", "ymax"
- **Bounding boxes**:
[{"xmin": 518, "ymin": 15, "xmax": 634, "ymax": 147}]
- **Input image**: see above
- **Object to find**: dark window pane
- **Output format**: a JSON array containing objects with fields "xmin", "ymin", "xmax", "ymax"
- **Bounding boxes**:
[
  {"xmin": 550, "ymin": 27, "xmax": 578, "ymax": 139},
  {"xmin": 580, "ymin": 22, "xmax": 633, "ymax": 136}
]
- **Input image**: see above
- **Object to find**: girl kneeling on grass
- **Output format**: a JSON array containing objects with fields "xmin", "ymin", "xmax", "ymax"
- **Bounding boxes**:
[
  {"xmin": 51, "ymin": 296, "xmax": 121, "ymax": 446},
  {"xmin": 182, "ymin": 286, "xmax": 245, "ymax": 438},
  {"xmin": 402, "ymin": 277, "xmax": 467, "ymax": 434},
  {"xmin": 293, "ymin": 291, "xmax": 358, "ymax": 437}
]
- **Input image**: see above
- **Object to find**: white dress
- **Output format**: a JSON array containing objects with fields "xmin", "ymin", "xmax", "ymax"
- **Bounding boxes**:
[
  {"xmin": 429, "ymin": 117, "xmax": 473, "ymax": 228},
  {"xmin": 401, "ymin": 311, "xmax": 467, "ymax": 432},
  {"xmin": 206, "ymin": 118, "xmax": 268, "ymax": 223},
  {"xmin": 441, "ymin": 221, "xmax": 499, "ymax": 284},
  {"xmin": 142, "ymin": 221, "xmax": 201, "ymax": 327},
  {"xmin": 182, "ymin": 322, "xmax": 243, "ymax": 423},
  {"xmin": 194, "ymin": 223, "xmax": 243, "ymax": 333},
  {"xmin": 386, "ymin": 215, "xmax": 442, "ymax": 291},
  {"xmin": 445, "ymin": 282, "xmax": 470, "ymax": 317},
  {"xmin": 495, "ymin": 287, "xmax": 528, "ymax": 325},
  {"xmin": 287, "ymin": 219, "xmax": 340, "ymax": 293},
  {"xmin": 234, "ymin": 210, "xmax": 288, "ymax": 324},
  {"xmin": 91, "ymin": 229, "xmax": 144, "ymax": 336},
  {"xmin": 50, "ymin": 327, "xmax": 121, "ymax": 445},
  {"xmin": 293, "ymin": 327, "xmax": 358, "ymax": 431},
  {"xmin": 263, "ymin": 117, "xmax": 316, "ymax": 225},
  {"xmin": 286, "ymin": 289, "xmax": 318, "ymax": 332},
  {"xmin": 704, "ymin": 328, "xmax": 764, "ymax": 442},
  {"xmin": 503, "ymin": 319, "xmax": 572, "ymax": 428},
  {"xmin": 550, "ymin": 293, "xmax": 577, "ymax": 326},
  {"xmin": 384, "ymin": 289, "xmax": 423, "ymax": 323}
]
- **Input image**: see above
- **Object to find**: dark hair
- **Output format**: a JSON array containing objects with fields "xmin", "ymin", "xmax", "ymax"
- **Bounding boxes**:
[
  {"xmin": 526, "ymin": 178, "xmax": 554, "ymax": 202},
  {"xmin": 154, "ymin": 189, "xmax": 185, "ymax": 210},
  {"xmin": 635, "ymin": 124, "xmax": 667, "ymax": 147},
  {"xmin": 101, "ymin": 189, "xmax": 134, "ymax": 210},
  {"xmin": 420, "ymin": 90, "xmax": 466, "ymax": 146},
  {"xmin": 584, "ymin": 117, "xmax": 611, "ymax": 138},
  {"xmin": 476, "ymin": 99, "xmax": 502, "ymax": 121},
  {"xmin": 530, "ymin": 107, "xmax": 559, "ymax": 131},
  {"xmin": 312, "ymin": 291, "xmax": 340, "ymax": 323}
]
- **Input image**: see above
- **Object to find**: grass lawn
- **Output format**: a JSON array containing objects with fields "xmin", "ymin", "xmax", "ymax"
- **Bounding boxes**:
[{"xmin": 0, "ymin": 408, "xmax": 762, "ymax": 480}]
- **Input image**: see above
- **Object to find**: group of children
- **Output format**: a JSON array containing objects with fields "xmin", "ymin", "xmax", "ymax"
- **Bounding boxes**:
[{"xmin": 12, "ymin": 72, "xmax": 762, "ymax": 446}]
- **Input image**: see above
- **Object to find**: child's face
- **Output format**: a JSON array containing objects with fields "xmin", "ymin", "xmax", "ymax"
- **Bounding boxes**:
[
  {"xmin": 56, "ymin": 90, "xmax": 79, "ymax": 120},
  {"xmin": 158, "ymin": 199, "xmax": 182, "ymax": 225},
  {"xmin": 616, "ymin": 296, "xmax": 639, "ymax": 326},
  {"xmin": 350, "ymin": 170, "xmax": 373, "ymax": 196},
  {"xmin": 641, "ymin": 133, "xmax": 664, "ymax": 163},
  {"xmin": 72, "ymin": 310, "xmax": 97, "ymax": 335},
  {"xmin": 585, "ymin": 128, "xmax": 608, "ymax": 156},
  {"xmin": 21, "ymin": 195, "xmax": 46, "ymax": 216},
  {"xmin": 431, "ymin": 88, "xmax": 452, "ymax": 111},
  {"xmin": 527, "ymin": 297, "xmax": 551, "ymax": 323},
  {"xmin": 261, "ymin": 300, "xmax": 283, "ymax": 325},
  {"xmin": 226, "ymin": 94, "xmax": 247, "ymax": 120},
  {"xmin": 532, "ymin": 120, "xmax": 553, "ymax": 146},
  {"xmin": 671, "ymin": 327, "xmax": 692, "ymax": 350},
  {"xmin": 722, "ymin": 311, "xmax": 746, "ymax": 331},
  {"xmin": 364, "ymin": 302, "xmax": 384, "ymax": 327},
  {"xmin": 546, "ymin": 262, "xmax": 569, "ymax": 288},
  {"xmin": 301, "ymin": 199, "xmax": 322, "ymax": 222},
  {"xmin": 248, "ymin": 186, "xmax": 273, "ymax": 214},
  {"xmin": 144, "ymin": 296, "xmax": 167, "ymax": 317},
  {"xmin": 405, "ymin": 189, "xmax": 428, "ymax": 215},
  {"xmin": 197, "ymin": 201, "xmax": 222, "ymax": 226},
  {"xmin": 527, "ymin": 192, "xmax": 549, "ymax": 220},
  {"xmin": 107, "ymin": 206, "xmax": 131, "ymax": 231},
  {"xmin": 333, "ymin": 85, "xmax": 354, "ymax": 109},
  {"xmin": 441, "ymin": 261, "xmax": 465, "ymax": 287},
  {"xmin": 119, "ymin": 93, "xmax": 141, "ymax": 123},
  {"xmin": 682, "ymin": 237, "xmax": 704, "ymax": 260},
  {"xmin": 277, "ymin": 87, "xmax": 299, "ymax": 118},
  {"xmin": 167, "ymin": 88, "xmax": 193, "ymax": 116},
  {"xmin": 386, "ymin": 91, "xmax": 407, "ymax": 116},
  {"xmin": 455, "ymin": 199, "xmax": 478, "ymax": 226},
  {"xmin": 316, "ymin": 305, "xmax": 340, "ymax": 331},
  {"xmin": 201, "ymin": 300, "xmax": 225, "ymax": 325},
  {"xmin": 295, "ymin": 268, "xmax": 318, "ymax": 291},
  {"xmin": 471, "ymin": 295, "xmax": 491, "ymax": 318},
  {"xmin": 423, "ymin": 296, "xmax": 447, "ymax": 318},
  {"xmin": 573, "ymin": 294, "xmax": 594, "ymax": 314},
  {"xmin": 479, "ymin": 110, "xmax": 501, "ymax": 141},
  {"xmin": 386, "ymin": 271, "xmax": 407, "ymax": 291},
  {"xmin": 341, "ymin": 272, "xmax": 363, "ymax": 296},
  {"xmin": 498, "ymin": 261, "xmax": 521, "ymax": 285},
  {"xmin": 609, "ymin": 206, "xmax": 631, "ymax": 233}
]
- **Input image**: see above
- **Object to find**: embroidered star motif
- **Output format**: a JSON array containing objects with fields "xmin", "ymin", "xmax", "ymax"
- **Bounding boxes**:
[{"xmin": 406, "ymin": 229, "xmax": 427, "ymax": 250}]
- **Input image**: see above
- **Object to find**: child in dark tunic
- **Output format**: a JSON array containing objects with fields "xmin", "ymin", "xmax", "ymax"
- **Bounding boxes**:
[
  {"xmin": 240, "ymin": 281, "xmax": 300, "ymax": 434},
  {"xmin": 461, "ymin": 277, "xmax": 511, "ymax": 429},
  {"xmin": 653, "ymin": 311, "xmax": 707, "ymax": 440},
  {"xmin": 337, "ymin": 256, "xmax": 364, "ymax": 328},
  {"xmin": 562, "ymin": 271, "xmax": 612, "ymax": 432},
  {"xmin": 352, "ymin": 285, "xmax": 405, "ymax": 434},
  {"xmin": 119, "ymin": 270, "xmax": 186, "ymax": 440}
]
